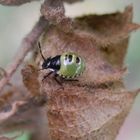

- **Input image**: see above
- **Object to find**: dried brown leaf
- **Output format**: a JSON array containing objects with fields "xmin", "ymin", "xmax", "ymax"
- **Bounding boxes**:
[
  {"xmin": 43, "ymin": 83, "xmax": 137, "ymax": 140},
  {"xmin": 75, "ymin": 6, "xmax": 137, "ymax": 46},
  {"xmin": 33, "ymin": 5, "xmax": 140, "ymax": 140},
  {"xmin": 21, "ymin": 65, "xmax": 40, "ymax": 96},
  {"xmin": 0, "ymin": 91, "xmax": 14, "ymax": 108},
  {"xmin": 0, "ymin": 107, "xmax": 40, "ymax": 134},
  {"xmin": 0, "ymin": 65, "xmax": 29, "ymax": 110},
  {"xmin": 0, "ymin": 2, "xmax": 139, "ymax": 140},
  {"xmin": 0, "ymin": 101, "xmax": 26, "ymax": 123},
  {"xmin": 0, "ymin": 96, "xmax": 46, "ymax": 134},
  {"xmin": 21, "ymin": 64, "xmax": 47, "ymax": 107},
  {"xmin": 0, "ymin": 65, "xmax": 47, "ymax": 134},
  {"xmin": 74, "ymin": 6, "xmax": 140, "ymax": 66}
]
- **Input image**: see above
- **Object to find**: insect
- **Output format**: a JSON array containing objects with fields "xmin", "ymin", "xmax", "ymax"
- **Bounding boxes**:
[{"xmin": 38, "ymin": 42, "xmax": 85, "ymax": 84}]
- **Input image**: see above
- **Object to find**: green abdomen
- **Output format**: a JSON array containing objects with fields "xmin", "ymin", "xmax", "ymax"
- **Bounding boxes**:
[{"xmin": 58, "ymin": 54, "xmax": 85, "ymax": 79}]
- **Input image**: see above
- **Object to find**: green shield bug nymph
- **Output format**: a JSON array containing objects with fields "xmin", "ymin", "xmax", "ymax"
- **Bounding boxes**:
[{"xmin": 38, "ymin": 42, "xmax": 85, "ymax": 84}]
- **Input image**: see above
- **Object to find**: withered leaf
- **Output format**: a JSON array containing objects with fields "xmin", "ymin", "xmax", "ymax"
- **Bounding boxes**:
[
  {"xmin": 75, "ymin": 6, "xmax": 138, "ymax": 47},
  {"xmin": 34, "ymin": 5, "xmax": 140, "ymax": 140},
  {"xmin": 0, "ymin": 65, "xmax": 47, "ymax": 134},
  {"xmin": 21, "ymin": 65, "xmax": 40, "ymax": 97},
  {"xmin": 0, "ymin": 3, "xmax": 139, "ymax": 140},
  {"xmin": 21, "ymin": 64, "xmax": 47, "ymax": 107},
  {"xmin": 0, "ymin": 101, "xmax": 25, "ymax": 123},
  {"xmin": 75, "ymin": 5, "xmax": 140, "ymax": 66},
  {"xmin": 0, "ymin": 96, "xmax": 45, "ymax": 135},
  {"xmin": 42, "ymin": 82, "xmax": 138, "ymax": 140}
]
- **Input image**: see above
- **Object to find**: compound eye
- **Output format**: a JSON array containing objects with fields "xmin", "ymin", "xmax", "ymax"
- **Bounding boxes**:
[
  {"xmin": 76, "ymin": 57, "xmax": 80, "ymax": 64},
  {"xmin": 68, "ymin": 55, "xmax": 72, "ymax": 62}
]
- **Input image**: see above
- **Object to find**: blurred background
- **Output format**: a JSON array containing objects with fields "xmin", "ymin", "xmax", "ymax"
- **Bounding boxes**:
[{"xmin": 0, "ymin": 0, "xmax": 140, "ymax": 139}]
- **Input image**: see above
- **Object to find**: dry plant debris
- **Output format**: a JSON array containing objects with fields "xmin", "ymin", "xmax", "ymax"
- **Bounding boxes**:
[{"xmin": 0, "ymin": 0, "xmax": 140, "ymax": 140}]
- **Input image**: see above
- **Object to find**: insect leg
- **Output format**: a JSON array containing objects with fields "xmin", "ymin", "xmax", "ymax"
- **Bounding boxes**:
[
  {"xmin": 54, "ymin": 73, "xmax": 63, "ymax": 86},
  {"xmin": 42, "ymin": 71, "xmax": 54, "ymax": 81}
]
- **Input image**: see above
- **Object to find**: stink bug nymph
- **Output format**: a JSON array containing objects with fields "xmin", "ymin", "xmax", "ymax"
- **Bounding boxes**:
[{"xmin": 38, "ymin": 42, "xmax": 85, "ymax": 84}]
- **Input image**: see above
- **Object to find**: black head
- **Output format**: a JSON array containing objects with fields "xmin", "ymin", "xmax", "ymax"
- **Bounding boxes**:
[
  {"xmin": 38, "ymin": 42, "xmax": 61, "ymax": 71},
  {"xmin": 42, "ymin": 57, "xmax": 52, "ymax": 69}
]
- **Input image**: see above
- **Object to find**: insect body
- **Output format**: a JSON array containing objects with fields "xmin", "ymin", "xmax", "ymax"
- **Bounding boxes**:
[{"xmin": 38, "ymin": 43, "xmax": 85, "ymax": 82}]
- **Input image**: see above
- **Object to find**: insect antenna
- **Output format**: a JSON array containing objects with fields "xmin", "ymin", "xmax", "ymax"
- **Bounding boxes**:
[{"xmin": 38, "ymin": 42, "xmax": 46, "ymax": 61}]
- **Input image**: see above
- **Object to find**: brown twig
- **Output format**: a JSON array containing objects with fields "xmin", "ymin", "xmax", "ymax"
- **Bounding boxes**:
[
  {"xmin": 0, "ymin": 101, "xmax": 26, "ymax": 123},
  {"xmin": 0, "ymin": 0, "xmax": 39, "ymax": 6},
  {"xmin": 41, "ymin": 0, "xmax": 73, "ymax": 32},
  {"xmin": 0, "ymin": 16, "xmax": 49, "ymax": 93},
  {"xmin": 0, "ymin": 0, "xmax": 83, "ymax": 6},
  {"xmin": 41, "ymin": 0, "xmax": 65, "ymax": 24}
]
